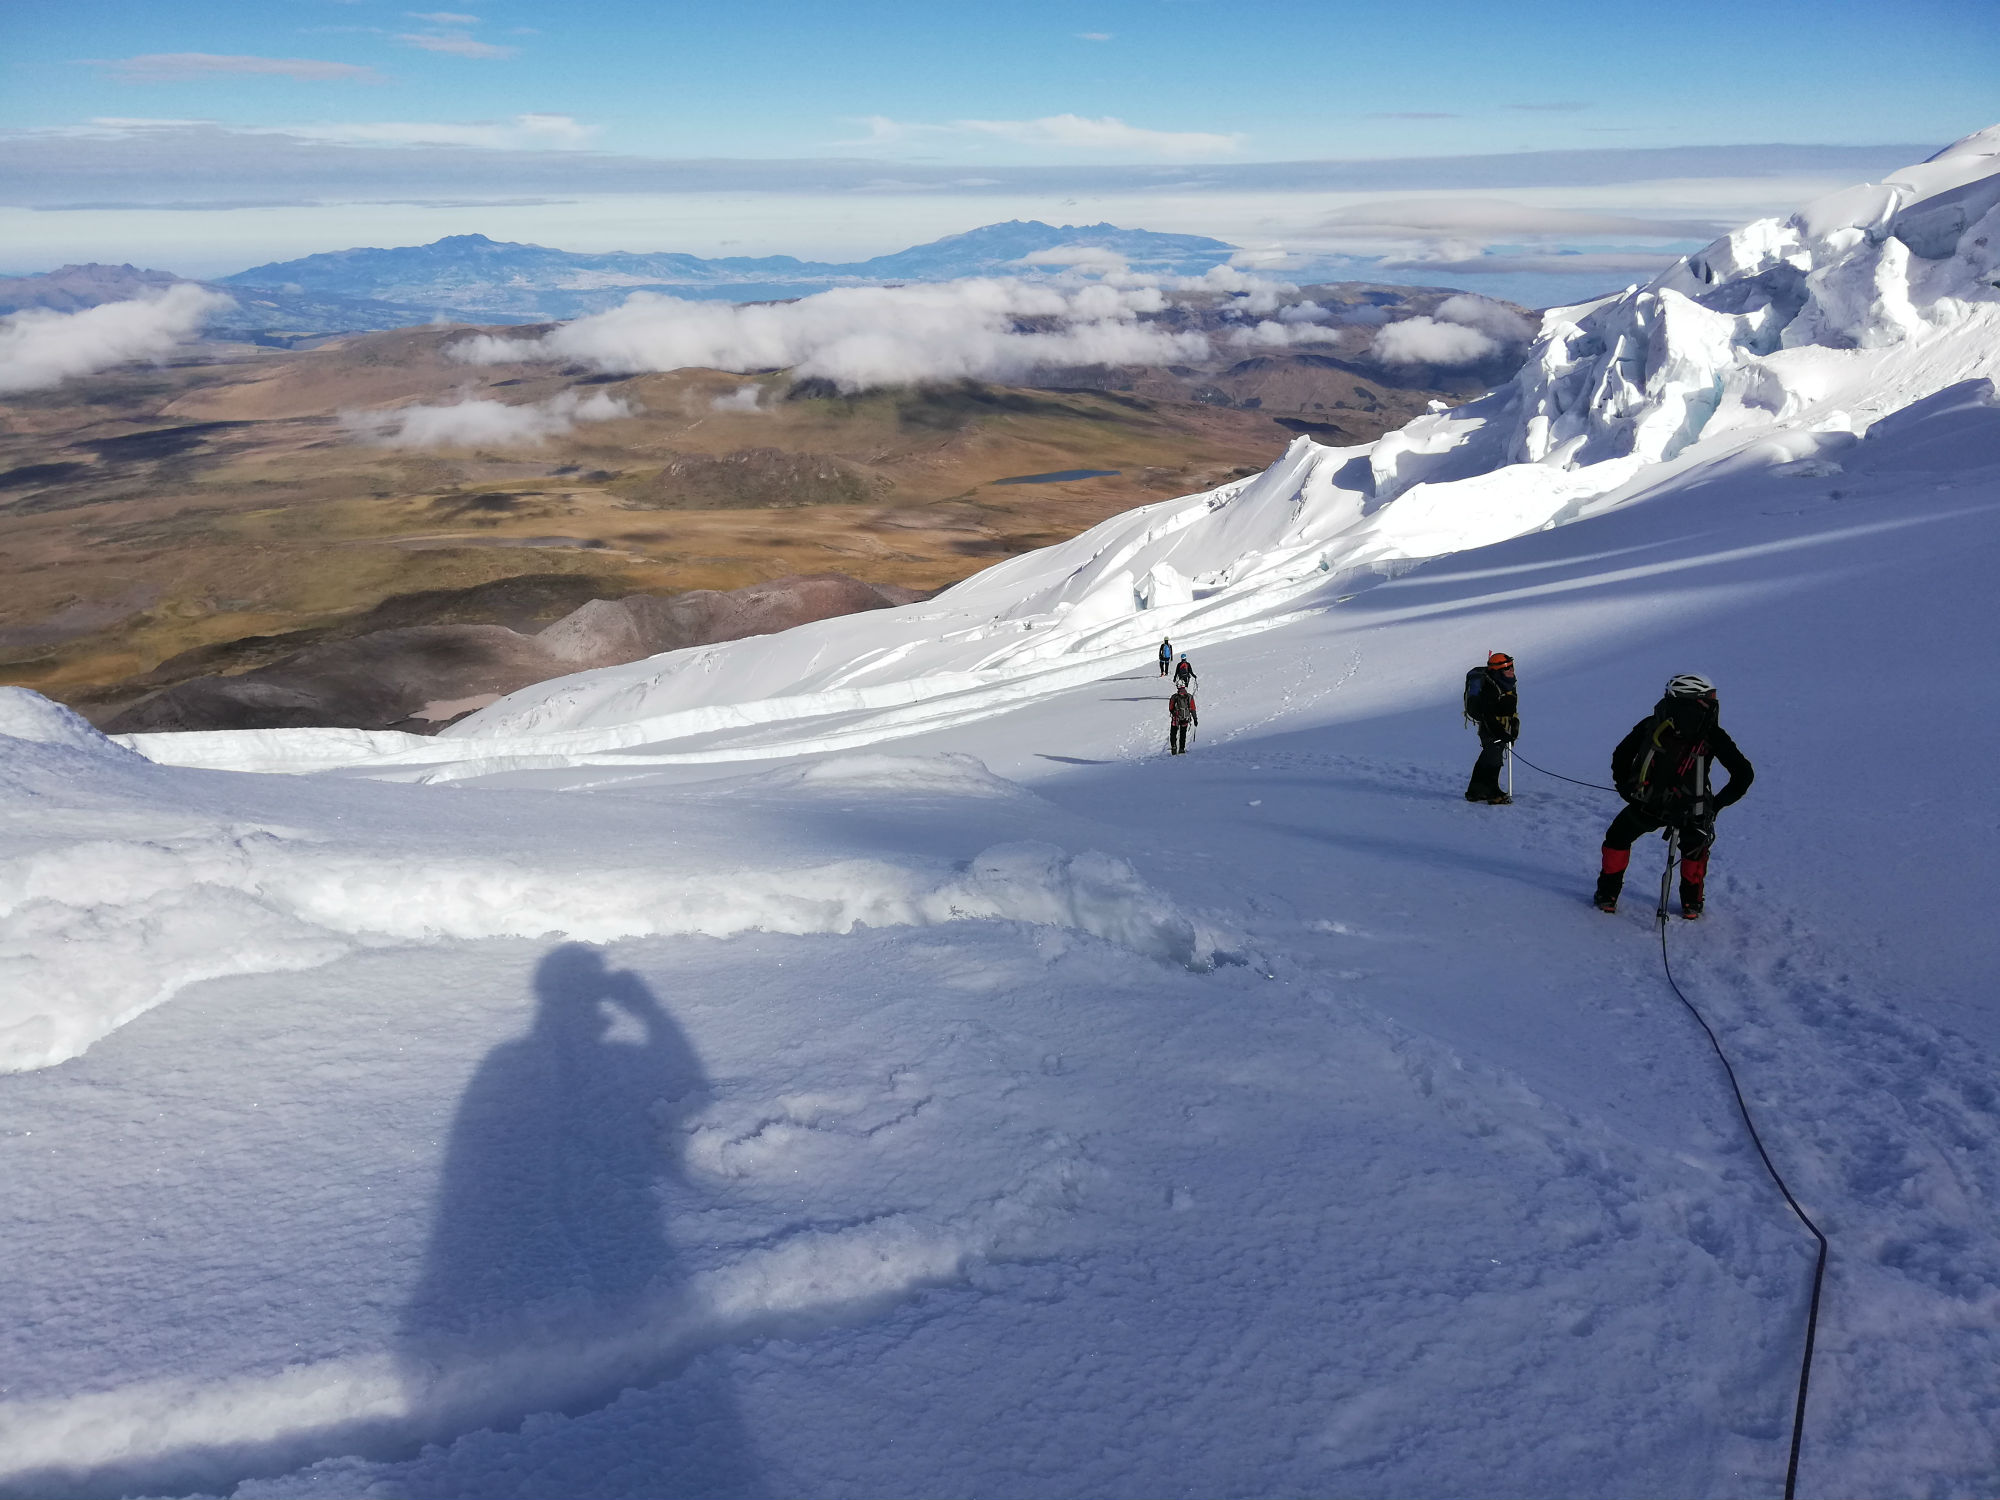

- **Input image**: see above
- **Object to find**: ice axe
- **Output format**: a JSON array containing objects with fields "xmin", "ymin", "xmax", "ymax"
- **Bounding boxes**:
[{"xmin": 1657, "ymin": 826, "xmax": 1679, "ymax": 927}]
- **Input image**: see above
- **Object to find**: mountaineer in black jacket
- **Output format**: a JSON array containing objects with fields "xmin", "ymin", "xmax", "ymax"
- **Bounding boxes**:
[
  {"xmin": 1463, "ymin": 652, "xmax": 1519, "ymax": 804},
  {"xmin": 1593, "ymin": 673, "xmax": 1754, "ymax": 919}
]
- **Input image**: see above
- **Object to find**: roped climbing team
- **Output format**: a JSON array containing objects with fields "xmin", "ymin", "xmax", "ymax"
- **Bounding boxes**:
[
  {"xmin": 1461, "ymin": 652, "xmax": 1754, "ymax": 920},
  {"xmin": 1146, "ymin": 637, "xmax": 1755, "ymax": 919}
]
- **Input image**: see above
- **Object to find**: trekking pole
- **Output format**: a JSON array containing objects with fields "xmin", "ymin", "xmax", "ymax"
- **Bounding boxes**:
[
  {"xmin": 1657, "ymin": 827, "xmax": 1679, "ymax": 927},
  {"xmin": 1506, "ymin": 745, "xmax": 1514, "ymax": 799}
]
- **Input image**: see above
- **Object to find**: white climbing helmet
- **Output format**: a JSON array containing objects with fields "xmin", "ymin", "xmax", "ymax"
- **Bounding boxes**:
[{"xmin": 1665, "ymin": 672, "xmax": 1717, "ymax": 700}]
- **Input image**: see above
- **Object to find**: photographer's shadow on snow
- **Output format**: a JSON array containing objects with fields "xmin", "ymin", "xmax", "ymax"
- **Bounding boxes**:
[{"xmin": 397, "ymin": 942, "xmax": 759, "ymax": 1496}]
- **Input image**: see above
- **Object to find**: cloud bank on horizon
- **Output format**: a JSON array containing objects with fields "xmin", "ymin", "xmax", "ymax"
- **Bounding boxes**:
[
  {"xmin": 0, "ymin": 119, "xmax": 1950, "ymax": 308},
  {"xmin": 8, "ymin": 0, "xmax": 1992, "ymax": 304}
]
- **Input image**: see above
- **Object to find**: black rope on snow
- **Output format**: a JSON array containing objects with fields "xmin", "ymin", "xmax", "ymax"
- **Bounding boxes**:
[
  {"xmin": 1508, "ymin": 746, "xmax": 1617, "ymax": 793},
  {"xmin": 1657, "ymin": 842, "xmax": 1830, "ymax": 1500},
  {"xmin": 1510, "ymin": 744, "xmax": 1829, "ymax": 1498}
]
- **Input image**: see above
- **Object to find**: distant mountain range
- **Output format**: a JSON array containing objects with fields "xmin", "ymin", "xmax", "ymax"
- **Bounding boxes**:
[
  {"xmin": 0, "ymin": 222, "xmax": 1241, "ymax": 344},
  {"xmin": 217, "ymin": 221, "xmax": 1240, "ymax": 321}
]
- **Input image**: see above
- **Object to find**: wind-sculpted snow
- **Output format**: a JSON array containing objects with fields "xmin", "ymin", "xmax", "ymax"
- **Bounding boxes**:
[
  {"xmin": 0, "ymin": 728, "xmax": 1224, "ymax": 1072},
  {"xmin": 117, "ymin": 133, "xmax": 2000, "ymax": 787}
]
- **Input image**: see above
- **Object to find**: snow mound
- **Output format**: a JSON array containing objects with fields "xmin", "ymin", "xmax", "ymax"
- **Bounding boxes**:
[
  {"xmin": 0, "ymin": 807, "xmax": 1219, "ymax": 1072},
  {"xmin": 0, "ymin": 687, "xmax": 145, "ymax": 764}
]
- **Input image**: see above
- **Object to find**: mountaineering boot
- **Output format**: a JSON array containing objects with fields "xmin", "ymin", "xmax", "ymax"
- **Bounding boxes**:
[
  {"xmin": 1679, "ymin": 854, "xmax": 1708, "ymax": 920},
  {"xmin": 1485, "ymin": 793, "xmax": 1512, "ymax": 805},
  {"xmin": 1594, "ymin": 845, "xmax": 1630, "ymax": 913}
]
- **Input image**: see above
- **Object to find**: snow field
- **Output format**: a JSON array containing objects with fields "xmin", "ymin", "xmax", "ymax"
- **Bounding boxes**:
[{"xmin": 0, "ymin": 900, "xmax": 1812, "ymax": 1500}]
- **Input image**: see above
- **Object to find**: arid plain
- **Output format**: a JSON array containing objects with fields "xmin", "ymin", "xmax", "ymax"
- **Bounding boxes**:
[{"xmin": 0, "ymin": 316, "xmax": 1468, "ymax": 723}]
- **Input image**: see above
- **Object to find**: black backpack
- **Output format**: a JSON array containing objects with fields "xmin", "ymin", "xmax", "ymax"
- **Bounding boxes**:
[
  {"xmin": 1628, "ymin": 701, "xmax": 1713, "ymax": 808},
  {"xmin": 1462, "ymin": 667, "xmax": 1496, "ymax": 721}
]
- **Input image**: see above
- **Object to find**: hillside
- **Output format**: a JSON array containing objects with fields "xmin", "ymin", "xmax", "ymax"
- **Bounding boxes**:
[{"xmin": 0, "ymin": 282, "xmax": 1522, "ymax": 726}]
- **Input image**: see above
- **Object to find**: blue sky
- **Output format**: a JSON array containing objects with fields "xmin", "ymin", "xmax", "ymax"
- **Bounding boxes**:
[{"xmin": 2, "ymin": 0, "xmax": 1995, "ymax": 279}]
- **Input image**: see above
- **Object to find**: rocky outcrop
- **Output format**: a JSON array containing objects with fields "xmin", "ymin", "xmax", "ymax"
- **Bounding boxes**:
[{"xmin": 104, "ymin": 574, "xmax": 924, "ymax": 735}]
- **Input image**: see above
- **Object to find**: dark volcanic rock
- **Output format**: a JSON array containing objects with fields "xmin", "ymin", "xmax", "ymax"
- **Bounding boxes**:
[
  {"xmin": 106, "ymin": 625, "xmax": 567, "ymax": 734},
  {"xmin": 105, "ymin": 574, "xmax": 921, "ymax": 735}
]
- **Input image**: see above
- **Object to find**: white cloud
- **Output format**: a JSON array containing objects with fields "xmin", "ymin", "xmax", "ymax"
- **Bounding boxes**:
[
  {"xmin": 1182, "ymin": 264, "xmax": 1297, "ymax": 314},
  {"xmin": 850, "ymin": 114, "xmax": 1242, "ymax": 159},
  {"xmin": 394, "ymin": 31, "xmax": 518, "ymax": 59},
  {"xmin": 1278, "ymin": 301, "xmax": 1330, "ymax": 323},
  {"xmin": 276, "ymin": 113, "xmax": 594, "ymax": 150},
  {"xmin": 407, "ymin": 10, "xmax": 481, "ymax": 22},
  {"xmin": 1312, "ymin": 197, "xmax": 1725, "ymax": 243},
  {"xmin": 1077, "ymin": 32, "xmax": 1114, "ymax": 41},
  {"xmin": 452, "ymin": 279, "xmax": 1210, "ymax": 393},
  {"xmin": 959, "ymin": 115, "xmax": 1242, "ymax": 157},
  {"xmin": 0, "ymin": 284, "xmax": 232, "ymax": 393},
  {"xmin": 711, "ymin": 385, "xmax": 765, "ymax": 413},
  {"xmin": 343, "ymin": 389, "xmax": 632, "ymax": 448},
  {"xmin": 1371, "ymin": 317, "xmax": 1500, "ymax": 367},
  {"xmin": 1432, "ymin": 293, "xmax": 1535, "ymax": 343},
  {"xmin": 96, "ymin": 53, "xmax": 384, "ymax": 83},
  {"xmin": 1225, "ymin": 320, "xmax": 1345, "ymax": 350}
]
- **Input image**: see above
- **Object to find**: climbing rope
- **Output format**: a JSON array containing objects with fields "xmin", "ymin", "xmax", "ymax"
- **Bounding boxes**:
[
  {"xmin": 1656, "ymin": 837, "xmax": 1829, "ymax": 1500},
  {"xmin": 1511, "ymin": 751, "xmax": 1829, "ymax": 1500},
  {"xmin": 1507, "ymin": 746, "xmax": 1616, "ymax": 793}
]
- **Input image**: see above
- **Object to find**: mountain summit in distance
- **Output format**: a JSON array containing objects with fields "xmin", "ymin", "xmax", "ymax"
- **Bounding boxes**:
[{"xmin": 216, "ymin": 221, "xmax": 1241, "ymax": 322}]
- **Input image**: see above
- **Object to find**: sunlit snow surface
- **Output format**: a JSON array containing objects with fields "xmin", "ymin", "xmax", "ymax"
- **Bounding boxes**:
[{"xmin": 4, "ymin": 129, "xmax": 1999, "ymax": 1498}]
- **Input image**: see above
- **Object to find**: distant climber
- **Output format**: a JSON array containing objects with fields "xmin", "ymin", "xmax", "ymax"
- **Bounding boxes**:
[
  {"xmin": 1174, "ymin": 654, "xmax": 1197, "ymax": 690},
  {"xmin": 1594, "ymin": 673, "xmax": 1755, "ymax": 919},
  {"xmin": 1158, "ymin": 638, "xmax": 1174, "ymax": 677},
  {"xmin": 1463, "ymin": 651, "xmax": 1518, "ymax": 804},
  {"xmin": 1168, "ymin": 684, "xmax": 1198, "ymax": 754}
]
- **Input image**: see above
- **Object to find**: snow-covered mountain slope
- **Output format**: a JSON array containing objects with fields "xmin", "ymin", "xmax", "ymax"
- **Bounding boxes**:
[
  {"xmin": 123, "ymin": 128, "xmax": 2000, "ymax": 785},
  {"xmin": 4, "ymin": 130, "xmax": 1999, "ymax": 1500}
]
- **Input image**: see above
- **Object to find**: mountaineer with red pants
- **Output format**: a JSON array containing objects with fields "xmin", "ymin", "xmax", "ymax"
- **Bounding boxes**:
[{"xmin": 1594, "ymin": 673, "xmax": 1754, "ymax": 919}]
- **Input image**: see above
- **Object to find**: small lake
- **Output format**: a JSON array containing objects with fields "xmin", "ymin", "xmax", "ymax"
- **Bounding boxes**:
[{"xmin": 991, "ymin": 469, "xmax": 1121, "ymax": 485}]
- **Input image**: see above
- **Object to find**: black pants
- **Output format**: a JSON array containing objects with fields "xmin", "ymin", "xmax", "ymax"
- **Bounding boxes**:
[
  {"xmin": 1160, "ymin": 659, "xmax": 1171, "ymax": 676},
  {"xmin": 1465, "ymin": 725, "xmax": 1511, "ymax": 799},
  {"xmin": 1596, "ymin": 803, "xmax": 1715, "ymax": 909},
  {"xmin": 1602, "ymin": 803, "xmax": 1714, "ymax": 859},
  {"xmin": 1169, "ymin": 722, "xmax": 1190, "ymax": 754}
]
